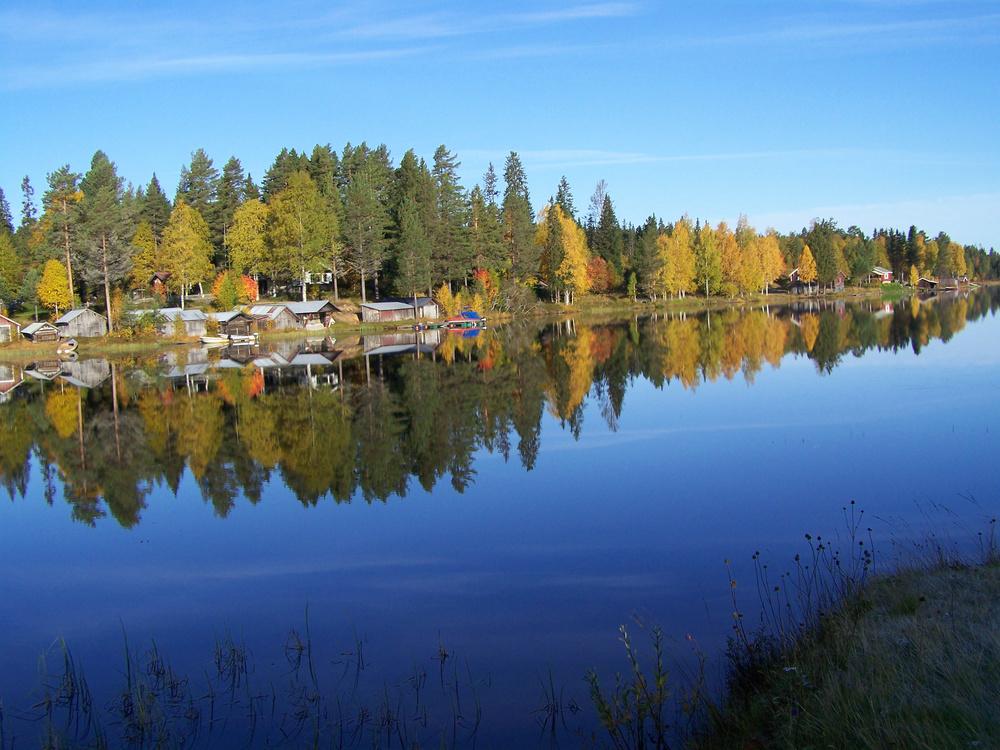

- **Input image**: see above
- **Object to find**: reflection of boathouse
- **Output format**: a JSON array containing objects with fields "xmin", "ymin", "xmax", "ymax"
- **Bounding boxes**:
[
  {"xmin": 362, "ymin": 329, "xmax": 442, "ymax": 355},
  {"xmin": 0, "ymin": 364, "xmax": 24, "ymax": 403}
]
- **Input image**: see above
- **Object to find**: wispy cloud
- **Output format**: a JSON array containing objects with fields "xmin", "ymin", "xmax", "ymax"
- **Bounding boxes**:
[
  {"xmin": 0, "ymin": 2, "xmax": 640, "ymax": 88},
  {"xmin": 677, "ymin": 11, "xmax": 1000, "ymax": 49}
]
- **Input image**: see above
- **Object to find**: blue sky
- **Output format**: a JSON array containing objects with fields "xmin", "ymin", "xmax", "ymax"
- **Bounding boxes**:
[{"xmin": 2, "ymin": 1, "xmax": 998, "ymax": 247}]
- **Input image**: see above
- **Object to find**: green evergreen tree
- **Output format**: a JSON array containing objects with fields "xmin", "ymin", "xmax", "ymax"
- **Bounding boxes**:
[
  {"xmin": 432, "ymin": 145, "xmax": 470, "ymax": 288},
  {"xmin": 20, "ymin": 176, "xmax": 36, "ymax": 230},
  {"xmin": 78, "ymin": 151, "xmax": 135, "ymax": 329},
  {"xmin": 0, "ymin": 188, "xmax": 13, "ymax": 234},
  {"xmin": 261, "ymin": 148, "xmax": 308, "ymax": 201},
  {"xmin": 344, "ymin": 157, "xmax": 390, "ymax": 303},
  {"xmin": 555, "ymin": 176, "xmax": 576, "ymax": 220},
  {"xmin": 139, "ymin": 174, "xmax": 172, "ymax": 242},
  {"xmin": 175, "ymin": 149, "xmax": 221, "ymax": 255},
  {"xmin": 43, "ymin": 165, "xmax": 83, "ymax": 299},
  {"xmin": 217, "ymin": 157, "xmax": 247, "ymax": 257},
  {"xmin": 501, "ymin": 152, "xmax": 537, "ymax": 282},
  {"xmin": 592, "ymin": 194, "xmax": 624, "ymax": 282}
]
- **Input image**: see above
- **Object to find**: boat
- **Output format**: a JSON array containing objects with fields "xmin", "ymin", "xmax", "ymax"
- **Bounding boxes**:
[
  {"xmin": 55, "ymin": 339, "xmax": 78, "ymax": 357},
  {"xmin": 415, "ymin": 311, "xmax": 487, "ymax": 332},
  {"xmin": 200, "ymin": 332, "xmax": 260, "ymax": 346},
  {"xmin": 444, "ymin": 311, "xmax": 486, "ymax": 329}
]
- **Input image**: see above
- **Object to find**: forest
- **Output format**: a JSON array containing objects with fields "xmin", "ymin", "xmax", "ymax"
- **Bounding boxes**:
[{"xmin": 0, "ymin": 143, "xmax": 998, "ymax": 331}]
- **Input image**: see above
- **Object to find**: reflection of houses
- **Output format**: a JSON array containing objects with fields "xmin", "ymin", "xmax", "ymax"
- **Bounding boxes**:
[
  {"xmin": 55, "ymin": 308, "xmax": 108, "ymax": 338},
  {"xmin": 21, "ymin": 321, "xmax": 60, "ymax": 342},
  {"xmin": 59, "ymin": 358, "xmax": 111, "ymax": 389},
  {"xmin": 0, "ymin": 313, "xmax": 19, "ymax": 343},
  {"xmin": 360, "ymin": 297, "xmax": 440, "ymax": 323},
  {"xmin": 24, "ymin": 359, "xmax": 63, "ymax": 381},
  {"xmin": 248, "ymin": 304, "xmax": 300, "ymax": 331},
  {"xmin": 207, "ymin": 310, "xmax": 255, "ymax": 337},
  {"xmin": 362, "ymin": 329, "xmax": 442, "ymax": 355},
  {"xmin": 156, "ymin": 308, "xmax": 208, "ymax": 337},
  {"xmin": 0, "ymin": 364, "xmax": 23, "ymax": 403}
]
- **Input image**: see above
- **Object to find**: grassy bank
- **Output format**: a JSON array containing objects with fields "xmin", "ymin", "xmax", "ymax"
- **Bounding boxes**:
[{"xmin": 687, "ymin": 519, "xmax": 1000, "ymax": 749}]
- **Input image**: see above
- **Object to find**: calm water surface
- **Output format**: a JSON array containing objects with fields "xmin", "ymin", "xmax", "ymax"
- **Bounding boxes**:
[{"xmin": 1, "ymin": 289, "xmax": 998, "ymax": 747}]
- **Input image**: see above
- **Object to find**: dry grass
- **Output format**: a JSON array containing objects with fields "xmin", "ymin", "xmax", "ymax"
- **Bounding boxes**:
[{"xmin": 691, "ymin": 551, "xmax": 1000, "ymax": 749}]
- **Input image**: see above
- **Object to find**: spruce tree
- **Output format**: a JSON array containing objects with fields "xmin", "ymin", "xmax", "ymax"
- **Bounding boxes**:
[
  {"xmin": 592, "ymin": 194, "xmax": 624, "ymax": 282},
  {"xmin": 139, "ymin": 174, "xmax": 172, "ymax": 242},
  {"xmin": 0, "ymin": 188, "xmax": 13, "ymax": 234},
  {"xmin": 432, "ymin": 145, "xmax": 470, "ymax": 287},
  {"xmin": 176, "ymin": 149, "xmax": 221, "ymax": 255},
  {"xmin": 501, "ymin": 152, "xmax": 537, "ymax": 283}
]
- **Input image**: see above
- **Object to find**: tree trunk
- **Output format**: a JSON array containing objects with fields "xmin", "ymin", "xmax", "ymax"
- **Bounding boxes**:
[
  {"xmin": 101, "ymin": 236, "xmax": 114, "ymax": 333},
  {"xmin": 360, "ymin": 268, "xmax": 367, "ymax": 305}
]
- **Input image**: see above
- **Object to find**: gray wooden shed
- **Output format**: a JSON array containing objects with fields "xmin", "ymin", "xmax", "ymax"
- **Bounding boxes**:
[{"xmin": 55, "ymin": 308, "xmax": 108, "ymax": 338}]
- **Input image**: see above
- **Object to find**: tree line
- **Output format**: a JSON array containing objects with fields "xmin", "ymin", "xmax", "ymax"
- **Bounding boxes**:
[{"xmin": 1, "ymin": 144, "xmax": 998, "ymax": 330}]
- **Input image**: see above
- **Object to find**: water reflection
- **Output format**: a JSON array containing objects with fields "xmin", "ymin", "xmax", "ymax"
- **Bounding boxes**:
[{"xmin": 1, "ymin": 287, "xmax": 995, "ymax": 527}]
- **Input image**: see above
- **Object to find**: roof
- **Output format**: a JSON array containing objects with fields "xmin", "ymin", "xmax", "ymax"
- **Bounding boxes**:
[
  {"xmin": 248, "ymin": 304, "xmax": 294, "ymax": 319},
  {"xmin": 206, "ymin": 310, "xmax": 252, "ymax": 322},
  {"xmin": 157, "ymin": 307, "xmax": 207, "ymax": 322},
  {"xmin": 21, "ymin": 321, "xmax": 57, "ymax": 334},
  {"xmin": 873, "ymin": 266, "xmax": 892, "ymax": 275},
  {"xmin": 362, "ymin": 298, "xmax": 435, "ymax": 312},
  {"xmin": 55, "ymin": 308, "xmax": 106, "ymax": 324},
  {"xmin": 0, "ymin": 313, "xmax": 18, "ymax": 328},
  {"xmin": 285, "ymin": 301, "xmax": 336, "ymax": 315}
]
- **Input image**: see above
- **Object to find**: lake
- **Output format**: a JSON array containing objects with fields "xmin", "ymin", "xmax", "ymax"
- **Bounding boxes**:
[{"xmin": 1, "ymin": 288, "xmax": 998, "ymax": 748}]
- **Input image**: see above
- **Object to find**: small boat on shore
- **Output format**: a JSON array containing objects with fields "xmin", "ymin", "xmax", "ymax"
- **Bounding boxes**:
[
  {"xmin": 56, "ymin": 339, "xmax": 78, "ymax": 357},
  {"xmin": 414, "ymin": 311, "xmax": 486, "ymax": 331}
]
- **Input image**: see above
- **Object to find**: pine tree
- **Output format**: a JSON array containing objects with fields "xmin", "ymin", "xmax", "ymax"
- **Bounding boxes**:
[
  {"xmin": 502, "ymin": 152, "xmax": 537, "ymax": 283},
  {"xmin": 20, "ymin": 176, "xmax": 36, "ymax": 230},
  {"xmin": 432, "ymin": 145, "xmax": 470, "ymax": 287},
  {"xmin": 344, "ymin": 158, "xmax": 389, "ymax": 304},
  {"xmin": 175, "ymin": 149, "xmax": 221, "ymax": 256},
  {"xmin": 393, "ymin": 195, "xmax": 432, "ymax": 308},
  {"xmin": 216, "ymin": 157, "xmax": 247, "ymax": 259},
  {"xmin": 592, "ymin": 194, "xmax": 624, "ymax": 283},
  {"xmin": 0, "ymin": 188, "xmax": 13, "ymax": 234},
  {"xmin": 78, "ymin": 151, "xmax": 134, "ymax": 330},
  {"xmin": 43, "ymin": 165, "xmax": 83, "ymax": 299},
  {"xmin": 139, "ymin": 174, "xmax": 172, "ymax": 242},
  {"xmin": 555, "ymin": 176, "xmax": 575, "ymax": 220}
]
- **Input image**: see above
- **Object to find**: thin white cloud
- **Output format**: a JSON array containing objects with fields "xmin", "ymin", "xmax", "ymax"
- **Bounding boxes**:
[
  {"xmin": 2, "ymin": 47, "xmax": 435, "ymax": 90},
  {"xmin": 679, "ymin": 11, "xmax": 1000, "ymax": 48}
]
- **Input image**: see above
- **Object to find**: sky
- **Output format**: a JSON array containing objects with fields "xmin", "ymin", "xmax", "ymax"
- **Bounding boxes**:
[{"xmin": 1, "ymin": 0, "xmax": 998, "ymax": 248}]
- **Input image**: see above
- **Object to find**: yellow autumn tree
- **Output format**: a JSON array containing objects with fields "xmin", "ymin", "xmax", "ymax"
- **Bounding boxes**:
[
  {"xmin": 130, "ymin": 220, "xmax": 159, "ymax": 292},
  {"xmin": 656, "ymin": 216, "xmax": 695, "ymax": 298},
  {"xmin": 38, "ymin": 258, "xmax": 72, "ymax": 314},
  {"xmin": 162, "ymin": 200, "xmax": 213, "ymax": 309},
  {"xmin": 437, "ymin": 282, "xmax": 458, "ymax": 317},
  {"xmin": 759, "ymin": 230, "xmax": 785, "ymax": 294},
  {"xmin": 717, "ymin": 221, "xmax": 742, "ymax": 297},
  {"xmin": 556, "ymin": 211, "xmax": 590, "ymax": 304},
  {"xmin": 799, "ymin": 245, "xmax": 818, "ymax": 285}
]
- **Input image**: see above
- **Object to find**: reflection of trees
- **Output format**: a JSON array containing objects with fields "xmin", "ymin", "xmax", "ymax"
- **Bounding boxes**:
[{"xmin": 2, "ymin": 286, "xmax": 998, "ymax": 524}]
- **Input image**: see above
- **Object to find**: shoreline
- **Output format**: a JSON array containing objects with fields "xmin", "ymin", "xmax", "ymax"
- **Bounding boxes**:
[{"xmin": 0, "ymin": 284, "xmax": 917, "ymax": 365}]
